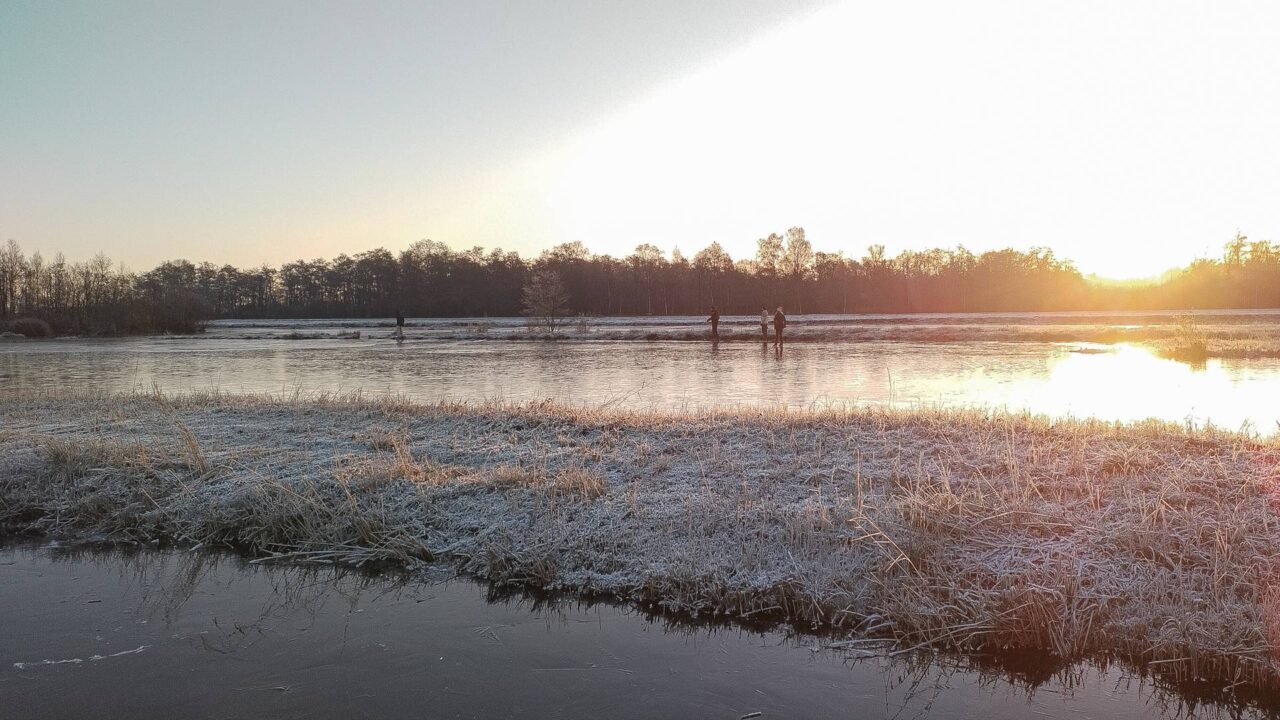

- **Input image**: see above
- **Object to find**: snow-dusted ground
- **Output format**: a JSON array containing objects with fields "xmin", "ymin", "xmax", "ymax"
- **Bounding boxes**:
[{"xmin": 3, "ymin": 392, "xmax": 1279, "ymax": 691}]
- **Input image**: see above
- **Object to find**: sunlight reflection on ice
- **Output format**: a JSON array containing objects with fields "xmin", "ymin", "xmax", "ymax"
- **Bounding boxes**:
[{"xmin": 3, "ymin": 335, "xmax": 1279, "ymax": 434}]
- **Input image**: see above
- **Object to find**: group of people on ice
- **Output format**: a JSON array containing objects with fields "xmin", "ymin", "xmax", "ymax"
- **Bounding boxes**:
[
  {"xmin": 392, "ymin": 307, "xmax": 789, "ymax": 343},
  {"xmin": 706, "ymin": 306, "xmax": 787, "ymax": 345}
]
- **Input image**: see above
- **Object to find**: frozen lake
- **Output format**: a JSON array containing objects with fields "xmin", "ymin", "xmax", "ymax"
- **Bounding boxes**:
[
  {"xmin": 2, "ymin": 542, "xmax": 1268, "ymax": 719},
  {"xmin": 3, "ymin": 313, "xmax": 1280, "ymax": 432}
]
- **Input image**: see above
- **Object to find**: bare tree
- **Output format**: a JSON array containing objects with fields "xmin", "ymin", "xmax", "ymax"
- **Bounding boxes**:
[
  {"xmin": 626, "ymin": 243, "xmax": 665, "ymax": 315},
  {"xmin": 0, "ymin": 239, "xmax": 25, "ymax": 319},
  {"xmin": 522, "ymin": 267, "xmax": 569, "ymax": 333},
  {"xmin": 693, "ymin": 242, "xmax": 733, "ymax": 307},
  {"xmin": 755, "ymin": 233, "xmax": 784, "ymax": 275},
  {"xmin": 780, "ymin": 227, "xmax": 813, "ymax": 312}
]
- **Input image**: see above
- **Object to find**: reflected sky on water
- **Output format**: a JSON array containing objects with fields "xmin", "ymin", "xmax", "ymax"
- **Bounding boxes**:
[
  {"xmin": 1, "ymin": 543, "xmax": 1266, "ymax": 719},
  {"xmin": 3, "ymin": 331, "xmax": 1279, "ymax": 433}
]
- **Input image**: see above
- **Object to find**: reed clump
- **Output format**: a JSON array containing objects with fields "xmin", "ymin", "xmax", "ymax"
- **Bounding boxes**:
[
  {"xmin": 2, "ymin": 390, "xmax": 1279, "ymax": 695},
  {"xmin": 1158, "ymin": 316, "xmax": 1212, "ymax": 362}
]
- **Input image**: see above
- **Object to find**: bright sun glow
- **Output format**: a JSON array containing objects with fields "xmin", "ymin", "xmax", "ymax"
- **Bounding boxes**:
[{"xmin": 450, "ymin": 0, "xmax": 1280, "ymax": 279}]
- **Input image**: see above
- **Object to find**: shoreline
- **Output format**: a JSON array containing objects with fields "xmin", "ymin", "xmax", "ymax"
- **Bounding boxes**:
[
  {"xmin": 3, "ymin": 392, "xmax": 1280, "ymax": 695},
  {"xmin": 6, "ymin": 539, "xmax": 1276, "ymax": 716},
  {"xmin": 11, "ymin": 324, "xmax": 1280, "ymax": 360},
  {"xmin": 10, "ymin": 542, "xmax": 1273, "ymax": 719}
]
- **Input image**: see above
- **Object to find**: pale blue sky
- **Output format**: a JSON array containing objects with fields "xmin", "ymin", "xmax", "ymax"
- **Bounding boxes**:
[
  {"xmin": 4, "ymin": 0, "xmax": 1280, "ymax": 278},
  {"xmin": 2, "ymin": 0, "xmax": 829, "ymax": 265}
]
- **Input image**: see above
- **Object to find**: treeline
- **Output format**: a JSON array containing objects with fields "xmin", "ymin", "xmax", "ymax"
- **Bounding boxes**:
[
  {"xmin": 0, "ymin": 241, "xmax": 206, "ymax": 336},
  {"xmin": 1, "ymin": 231, "xmax": 1279, "ymax": 335}
]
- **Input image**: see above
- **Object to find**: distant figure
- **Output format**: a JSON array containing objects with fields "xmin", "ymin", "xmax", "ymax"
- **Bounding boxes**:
[
  {"xmin": 759, "ymin": 306, "xmax": 769, "ymax": 340},
  {"xmin": 707, "ymin": 305, "xmax": 720, "ymax": 339},
  {"xmin": 395, "ymin": 310, "xmax": 405, "ymax": 339},
  {"xmin": 773, "ymin": 306, "xmax": 786, "ymax": 346}
]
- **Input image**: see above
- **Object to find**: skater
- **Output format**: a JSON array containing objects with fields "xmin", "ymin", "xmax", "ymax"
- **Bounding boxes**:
[
  {"xmin": 394, "ymin": 310, "xmax": 405, "ymax": 339},
  {"xmin": 759, "ymin": 306, "xmax": 769, "ymax": 341},
  {"xmin": 773, "ymin": 306, "xmax": 786, "ymax": 346},
  {"xmin": 707, "ymin": 305, "xmax": 720, "ymax": 340}
]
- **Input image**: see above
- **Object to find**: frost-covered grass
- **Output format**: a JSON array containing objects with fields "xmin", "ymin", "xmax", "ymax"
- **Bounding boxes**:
[
  {"xmin": 3, "ymin": 391, "xmax": 1280, "ymax": 692},
  {"xmin": 1149, "ymin": 336, "xmax": 1280, "ymax": 361}
]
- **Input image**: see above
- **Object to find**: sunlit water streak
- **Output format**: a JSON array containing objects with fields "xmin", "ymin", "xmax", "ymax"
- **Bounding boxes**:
[{"xmin": 2, "ymin": 320, "xmax": 1279, "ymax": 433}]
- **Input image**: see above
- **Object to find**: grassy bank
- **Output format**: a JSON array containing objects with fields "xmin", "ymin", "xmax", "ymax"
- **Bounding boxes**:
[{"xmin": 2, "ymin": 392, "xmax": 1279, "ymax": 693}]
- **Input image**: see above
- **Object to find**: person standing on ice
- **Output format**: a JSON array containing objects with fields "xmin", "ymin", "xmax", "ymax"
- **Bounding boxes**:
[
  {"xmin": 773, "ymin": 306, "xmax": 786, "ymax": 346},
  {"xmin": 707, "ymin": 305, "xmax": 720, "ymax": 340},
  {"xmin": 759, "ymin": 306, "xmax": 770, "ymax": 341},
  {"xmin": 394, "ymin": 310, "xmax": 405, "ymax": 339}
]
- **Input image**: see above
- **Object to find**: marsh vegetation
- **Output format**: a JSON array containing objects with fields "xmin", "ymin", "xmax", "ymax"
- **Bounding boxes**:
[{"xmin": 3, "ymin": 391, "xmax": 1279, "ymax": 698}]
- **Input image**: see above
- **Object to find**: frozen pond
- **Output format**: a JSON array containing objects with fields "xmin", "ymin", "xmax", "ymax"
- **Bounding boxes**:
[
  {"xmin": 1, "ymin": 542, "xmax": 1268, "ymax": 719},
  {"xmin": 3, "ymin": 314, "xmax": 1280, "ymax": 432}
]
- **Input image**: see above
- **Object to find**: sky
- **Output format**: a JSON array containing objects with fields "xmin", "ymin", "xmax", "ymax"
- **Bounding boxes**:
[{"xmin": 3, "ymin": 0, "xmax": 1279, "ymax": 280}]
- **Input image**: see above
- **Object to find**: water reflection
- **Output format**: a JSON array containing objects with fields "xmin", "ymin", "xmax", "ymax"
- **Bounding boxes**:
[
  {"xmin": 1026, "ymin": 344, "xmax": 1268, "ymax": 429},
  {"xmin": 0, "ymin": 543, "xmax": 1272, "ymax": 719},
  {"xmin": 3, "ymin": 334, "xmax": 1280, "ymax": 432}
]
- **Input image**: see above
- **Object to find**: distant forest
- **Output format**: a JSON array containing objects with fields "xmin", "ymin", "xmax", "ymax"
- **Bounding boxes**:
[{"xmin": 1, "ymin": 230, "xmax": 1278, "ymax": 335}]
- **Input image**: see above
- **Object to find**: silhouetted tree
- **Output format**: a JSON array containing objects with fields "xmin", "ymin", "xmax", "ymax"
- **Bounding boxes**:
[{"xmin": 522, "ymin": 267, "xmax": 570, "ymax": 332}]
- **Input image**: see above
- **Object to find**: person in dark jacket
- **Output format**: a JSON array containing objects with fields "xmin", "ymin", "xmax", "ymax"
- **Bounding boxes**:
[
  {"xmin": 707, "ymin": 306, "xmax": 720, "ymax": 340},
  {"xmin": 773, "ymin": 306, "xmax": 786, "ymax": 346},
  {"xmin": 395, "ymin": 310, "xmax": 405, "ymax": 339}
]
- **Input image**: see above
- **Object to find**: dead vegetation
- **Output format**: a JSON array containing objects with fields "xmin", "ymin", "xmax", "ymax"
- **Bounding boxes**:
[{"xmin": 2, "ymin": 390, "xmax": 1279, "ymax": 695}]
